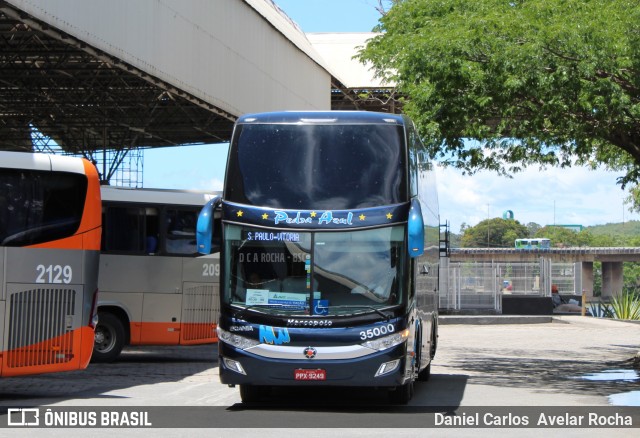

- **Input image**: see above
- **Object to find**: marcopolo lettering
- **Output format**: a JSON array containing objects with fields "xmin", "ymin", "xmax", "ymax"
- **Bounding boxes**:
[{"xmin": 287, "ymin": 319, "xmax": 333, "ymax": 327}]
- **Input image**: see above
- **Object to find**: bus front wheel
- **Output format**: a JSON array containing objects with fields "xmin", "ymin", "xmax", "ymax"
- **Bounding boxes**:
[
  {"xmin": 239, "ymin": 385, "xmax": 268, "ymax": 403},
  {"xmin": 92, "ymin": 312, "xmax": 125, "ymax": 363},
  {"xmin": 389, "ymin": 380, "xmax": 414, "ymax": 405},
  {"xmin": 417, "ymin": 362, "xmax": 431, "ymax": 381}
]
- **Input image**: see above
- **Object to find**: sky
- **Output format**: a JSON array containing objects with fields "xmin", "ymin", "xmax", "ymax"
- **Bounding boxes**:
[{"xmin": 143, "ymin": 0, "xmax": 640, "ymax": 234}]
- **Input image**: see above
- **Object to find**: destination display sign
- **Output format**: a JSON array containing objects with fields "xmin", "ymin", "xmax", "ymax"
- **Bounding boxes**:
[{"xmin": 241, "ymin": 231, "xmax": 300, "ymax": 242}]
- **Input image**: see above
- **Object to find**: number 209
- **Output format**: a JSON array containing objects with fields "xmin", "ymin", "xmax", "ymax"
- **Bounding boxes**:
[
  {"xmin": 202, "ymin": 263, "xmax": 219, "ymax": 277},
  {"xmin": 36, "ymin": 264, "xmax": 72, "ymax": 284}
]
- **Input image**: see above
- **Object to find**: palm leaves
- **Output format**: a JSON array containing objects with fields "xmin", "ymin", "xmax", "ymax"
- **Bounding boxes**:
[{"xmin": 597, "ymin": 291, "xmax": 640, "ymax": 320}]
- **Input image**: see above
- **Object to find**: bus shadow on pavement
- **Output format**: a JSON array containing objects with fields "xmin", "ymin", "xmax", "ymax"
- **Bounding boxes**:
[
  {"xmin": 116, "ymin": 344, "xmax": 218, "ymax": 364},
  {"xmin": 0, "ymin": 344, "xmax": 219, "ymax": 404},
  {"xmin": 227, "ymin": 373, "xmax": 468, "ymax": 411},
  {"xmin": 441, "ymin": 352, "xmax": 638, "ymax": 399}
]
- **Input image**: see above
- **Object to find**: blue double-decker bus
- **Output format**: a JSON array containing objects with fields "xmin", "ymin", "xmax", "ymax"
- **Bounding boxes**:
[{"xmin": 197, "ymin": 111, "xmax": 441, "ymax": 404}]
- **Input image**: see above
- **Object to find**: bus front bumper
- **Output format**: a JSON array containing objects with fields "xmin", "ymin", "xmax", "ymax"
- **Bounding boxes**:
[{"xmin": 218, "ymin": 342, "xmax": 409, "ymax": 387}]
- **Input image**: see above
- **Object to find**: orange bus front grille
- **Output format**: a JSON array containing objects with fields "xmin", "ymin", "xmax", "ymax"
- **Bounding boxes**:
[
  {"xmin": 7, "ymin": 288, "xmax": 77, "ymax": 368},
  {"xmin": 6, "ymin": 333, "xmax": 76, "ymax": 368}
]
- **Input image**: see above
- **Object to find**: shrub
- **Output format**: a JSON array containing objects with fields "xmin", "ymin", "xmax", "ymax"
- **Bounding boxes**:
[{"xmin": 601, "ymin": 291, "xmax": 640, "ymax": 320}]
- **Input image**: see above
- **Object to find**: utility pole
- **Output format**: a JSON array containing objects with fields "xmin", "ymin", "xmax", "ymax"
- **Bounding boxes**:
[{"xmin": 487, "ymin": 204, "xmax": 490, "ymax": 247}]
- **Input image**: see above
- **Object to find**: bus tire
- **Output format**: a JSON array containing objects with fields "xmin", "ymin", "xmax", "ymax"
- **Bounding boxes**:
[
  {"xmin": 92, "ymin": 312, "xmax": 125, "ymax": 363},
  {"xmin": 418, "ymin": 328, "xmax": 435, "ymax": 381},
  {"xmin": 417, "ymin": 362, "xmax": 431, "ymax": 381},
  {"xmin": 239, "ymin": 385, "xmax": 264, "ymax": 403},
  {"xmin": 389, "ymin": 380, "xmax": 413, "ymax": 405},
  {"xmin": 430, "ymin": 323, "xmax": 438, "ymax": 359}
]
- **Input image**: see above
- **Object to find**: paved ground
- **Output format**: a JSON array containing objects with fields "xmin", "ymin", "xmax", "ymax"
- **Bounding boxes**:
[
  {"xmin": 0, "ymin": 315, "xmax": 638, "ymax": 437},
  {"xmin": 435, "ymin": 315, "xmax": 640, "ymax": 406}
]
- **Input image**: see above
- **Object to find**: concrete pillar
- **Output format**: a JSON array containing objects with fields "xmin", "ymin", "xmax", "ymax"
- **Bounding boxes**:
[
  {"xmin": 581, "ymin": 262, "xmax": 594, "ymax": 299},
  {"xmin": 601, "ymin": 262, "xmax": 623, "ymax": 299}
]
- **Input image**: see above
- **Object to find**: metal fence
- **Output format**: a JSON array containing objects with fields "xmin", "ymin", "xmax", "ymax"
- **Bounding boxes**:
[{"xmin": 439, "ymin": 259, "xmax": 578, "ymax": 312}]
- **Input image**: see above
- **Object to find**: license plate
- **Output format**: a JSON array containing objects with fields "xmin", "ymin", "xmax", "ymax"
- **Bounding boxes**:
[{"xmin": 294, "ymin": 369, "xmax": 326, "ymax": 381}]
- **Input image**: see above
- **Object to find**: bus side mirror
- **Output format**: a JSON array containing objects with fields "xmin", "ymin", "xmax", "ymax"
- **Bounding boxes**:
[
  {"xmin": 197, "ymin": 196, "xmax": 221, "ymax": 254},
  {"xmin": 408, "ymin": 198, "xmax": 424, "ymax": 258}
]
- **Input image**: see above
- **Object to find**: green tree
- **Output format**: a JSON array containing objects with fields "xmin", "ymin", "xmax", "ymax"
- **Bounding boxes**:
[
  {"xmin": 626, "ymin": 186, "xmax": 640, "ymax": 213},
  {"xmin": 460, "ymin": 217, "xmax": 528, "ymax": 248},
  {"xmin": 624, "ymin": 262, "xmax": 640, "ymax": 291},
  {"xmin": 359, "ymin": 0, "xmax": 640, "ymax": 186},
  {"xmin": 587, "ymin": 232, "xmax": 617, "ymax": 247},
  {"xmin": 535, "ymin": 226, "xmax": 587, "ymax": 247},
  {"xmin": 526, "ymin": 222, "xmax": 542, "ymax": 238}
]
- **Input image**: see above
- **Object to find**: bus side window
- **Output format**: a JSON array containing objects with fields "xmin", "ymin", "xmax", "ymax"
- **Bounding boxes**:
[
  {"xmin": 146, "ymin": 236, "xmax": 158, "ymax": 253},
  {"xmin": 408, "ymin": 124, "xmax": 420, "ymax": 198},
  {"xmin": 145, "ymin": 207, "xmax": 159, "ymax": 254},
  {"xmin": 103, "ymin": 206, "xmax": 146, "ymax": 253},
  {"xmin": 165, "ymin": 208, "xmax": 198, "ymax": 255}
]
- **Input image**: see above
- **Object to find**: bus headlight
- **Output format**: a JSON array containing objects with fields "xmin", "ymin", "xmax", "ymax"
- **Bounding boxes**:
[
  {"xmin": 361, "ymin": 329, "xmax": 409, "ymax": 351},
  {"xmin": 217, "ymin": 327, "xmax": 260, "ymax": 350},
  {"xmin": 223, "ymin": 357, "xmax": 247, "ymax": 375},
  {"xmin": 375, "ymin": 359, "xmax": 400, "ymax": 377}
]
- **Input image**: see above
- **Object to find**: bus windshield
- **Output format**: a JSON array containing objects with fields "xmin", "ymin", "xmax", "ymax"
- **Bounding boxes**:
[
  {"xmin": 0, "ymin": 168, "xmax": 87, "ymax": 246},
  {"xmin": 225, "ymin": 123, "xmax": 407, "ymax": 209},
  {"xmin": 224, "ymin": 224, "xmax": 406, "ymax": 316}
]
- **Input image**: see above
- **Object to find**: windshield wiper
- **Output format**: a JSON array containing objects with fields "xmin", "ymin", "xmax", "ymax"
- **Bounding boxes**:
[
  {"xmin": 232, "ymin": 303, "xmax": 308, "ymax": 321},
  {"xmin": 232, "ymin": 303, "xmax": 394, "ymax": 322},
  {"xmin": 321, "ymin": 305, "xmax": 394, "ymax": 321}
]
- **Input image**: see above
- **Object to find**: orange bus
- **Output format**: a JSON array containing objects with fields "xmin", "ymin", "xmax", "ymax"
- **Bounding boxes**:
[
  {"xmin": 0, "ymin": 151, "xmax": 101, "ymax": 377},
  {"xmin": 93, "ymin": 186, "xmax": 220, "ymax": 362}
]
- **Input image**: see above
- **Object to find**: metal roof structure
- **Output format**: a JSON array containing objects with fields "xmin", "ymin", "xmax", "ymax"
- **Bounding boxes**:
[
  {"xmin": 0, "ymin": 1, "xmax": 235, "ymax": 153},
  {"xmin": 0, "ymin": 0, "xmax": 397, "ymax": 184}
]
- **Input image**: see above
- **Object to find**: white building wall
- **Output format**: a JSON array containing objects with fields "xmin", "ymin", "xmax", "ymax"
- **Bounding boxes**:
[{"xmin": 307, "ymin": 33, "xmax": 390, "ymax": 89}]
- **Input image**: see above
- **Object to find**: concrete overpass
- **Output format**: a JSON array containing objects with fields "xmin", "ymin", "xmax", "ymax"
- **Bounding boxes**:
[
  {"xmin": 0, "ymin": 0, "xmax": 395, "ymax": 183},
  {"xmin": 449, "ymin": 247, "xmax": 640, "ymax": 299}
]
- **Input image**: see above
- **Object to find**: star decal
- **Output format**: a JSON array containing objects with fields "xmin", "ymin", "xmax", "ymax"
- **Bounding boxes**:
[
  {"xmin": 359, "ymin": 214, "xmax": 366, "ymax": 221},
  {"xmin": 262, "ymin": 213, "xmax": 269, "ymax": 220},
  {"xmin": 237, "ymin": 210, "xmax": 244, "ymax": 217},
  {"xmin": 386, "ymin": 212, "xmax": 393, "ymax": 220},
  {"xmin": 310, "ymin": 211, "xmax": 317, "ymax": 218}
]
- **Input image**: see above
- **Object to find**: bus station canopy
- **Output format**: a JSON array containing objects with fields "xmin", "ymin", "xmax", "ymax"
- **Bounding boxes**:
[{"xmin": 0, "ymin": 0, "xmax": 398, "ymax": 156}]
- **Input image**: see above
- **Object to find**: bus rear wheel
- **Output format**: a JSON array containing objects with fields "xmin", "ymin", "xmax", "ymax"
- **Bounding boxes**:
[{"xmin": 92, "ymin": 312, "xmax": 125, "ymax": 363}]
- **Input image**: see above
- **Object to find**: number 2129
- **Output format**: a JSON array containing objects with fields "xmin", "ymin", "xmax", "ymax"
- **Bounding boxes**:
[{"xmin": 36, "ymin": 264, "xmax": 73, "ymax": 284}]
